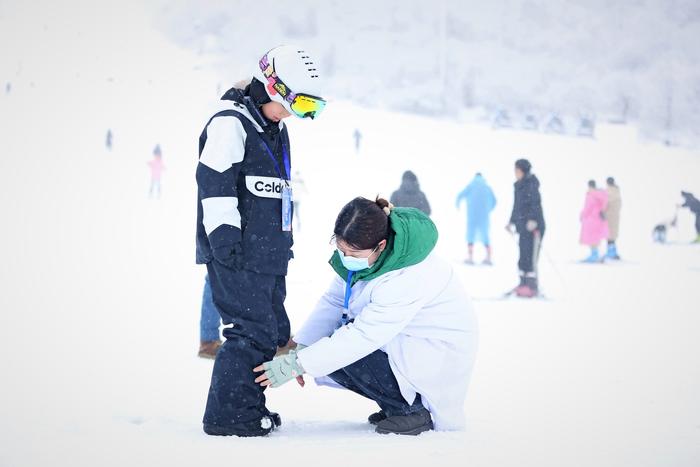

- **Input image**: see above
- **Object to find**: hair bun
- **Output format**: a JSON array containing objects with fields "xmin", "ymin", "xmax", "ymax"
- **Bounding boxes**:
[{"xmin": 375, "ymin": 197, "xmax": 394, "ymax": 215}]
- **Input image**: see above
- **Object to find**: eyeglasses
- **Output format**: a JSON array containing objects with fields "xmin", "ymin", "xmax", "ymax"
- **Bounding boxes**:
[
  {"xmin": 330, "ymin": 236, "xmax": 381, "ymax": 258},
  {"xmin": 259, "ymin": 53, "xmax": 326, "ymax": 119}
]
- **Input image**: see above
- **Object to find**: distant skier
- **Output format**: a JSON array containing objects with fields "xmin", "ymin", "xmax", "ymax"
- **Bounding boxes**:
[
  {"xmin": 105, "ymin": 129, "xmax": 113, "ymax": 151},
  {"xmin": 579, "ymin": 180, "xmax": 609, "ymax": 263},
  {"xmin": 456, "ymin": 173, "xmax": 497, "ymax": 265},
  {"xmin": 148, "ymin": 144, "xmax": 164, "ymax": 198},
  {"xmin": 353, "ymin": 128, "xmax": 362, "ymax": 154},
  {"xmin": 390, "ymin": 170, "xmax": 431, "ymax": 215},
  {"xmin": 198, "ymin": 274, "xmax": 222, "ymax": 359},
  {"xmin": 5, "ymin": 82, "xmax": 10, "ymax": 94},
  {"xmin": 652, "ymin": 223, "xmax": 669, "ymax": 244},
  {"xmin": 291, "ymin": 170, "xmax": 309, "ymax": 231},
  {"xmin": 506, "ymin": 159, "xmax": 545, "ymax": 297},
  {"xmin": 604, "ymin": 177, "xmax": 622, "ymax": 259},
  {"xmin": 680, "ymin": 191, "xmax": 700, "ymax": 243}
]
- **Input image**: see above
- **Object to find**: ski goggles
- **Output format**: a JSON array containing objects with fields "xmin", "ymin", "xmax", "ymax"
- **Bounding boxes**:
[{"xmin": 259, "ymin": 54, "xmax": 326, "ymax": 119}]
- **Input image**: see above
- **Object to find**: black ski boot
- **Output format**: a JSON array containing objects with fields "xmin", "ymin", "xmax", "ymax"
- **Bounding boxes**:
[
  {"xmin": 515, "ymin": 275, "xmax": 538, "ymax": 298},
  {"xmin": 203, "ymin": 414, "xmax": 276, "ymax": 437},
  {"xmin": 375, "ymin": 408, "xmax": 433, "ymax": 436},
  {"xmin": 267, "ymin": 411, "xmax": 282, "ymax": 428},
  {"xmin": 368, "ymin": 410, "xmax": 386, "ymax": 425}
]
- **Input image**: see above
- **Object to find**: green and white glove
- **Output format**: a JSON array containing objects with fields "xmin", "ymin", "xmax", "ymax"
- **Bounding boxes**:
[{"xmin": 262, "ymin": 349, "xmax": 306, "ymax": 388}]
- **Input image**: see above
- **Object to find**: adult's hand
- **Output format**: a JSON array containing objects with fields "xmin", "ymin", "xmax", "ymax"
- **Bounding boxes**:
[{"xmin": 253, "ymin": 349, "xmax": 305, "ymax": 388}]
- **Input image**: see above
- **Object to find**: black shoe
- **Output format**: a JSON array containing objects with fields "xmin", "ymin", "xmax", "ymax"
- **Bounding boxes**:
[
  {"xmin": 267, "ymin": 411, "xmax": 282, "ymax": 428},
  {"xmin": 375, "ymin": 408, "xmax": 433, "ymax": 436},
  {"xmin": 203, "ymin": 415, "xmax": 275, "ymax": 437},
  {"xmin": 524, "ymin": 276, "xmax": 539, "ymax": 293},
  {"xmin": 368, "ymin": 410, "xmax": 387, "ymax": 425}
]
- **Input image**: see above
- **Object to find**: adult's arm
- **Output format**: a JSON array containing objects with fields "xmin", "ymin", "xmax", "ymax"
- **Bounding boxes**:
[
  {"xmin": 297, "ymin": 268, "xmax": 428, "ymax": 377},
  {"xmin": 293, "ymin": 276, "xmax": 346, "ymax": 347}
]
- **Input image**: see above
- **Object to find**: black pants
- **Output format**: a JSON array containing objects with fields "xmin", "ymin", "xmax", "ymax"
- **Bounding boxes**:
[
  {"xmin": 203, "ymin": 262, "xmax": 290, "ymax": 428},
  {"xmin": 328, "ymin": 349, "xmax": 424, "ymax": 417},
  {"xmin": 518, "ymin": 229, "xmax": 544, "ymax": 274}
]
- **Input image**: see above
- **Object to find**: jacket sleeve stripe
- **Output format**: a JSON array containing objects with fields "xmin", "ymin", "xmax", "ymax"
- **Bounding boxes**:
[
  {"xmin": 199, "ymin": 116, "xmax": 246, "ymax": 173},
  {"xmin": 201, "ymin": 196, "xmax": 241, "ymax": 235}
]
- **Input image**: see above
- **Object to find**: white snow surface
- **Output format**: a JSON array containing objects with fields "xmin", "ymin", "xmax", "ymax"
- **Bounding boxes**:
[{"xmin": 0, "ymin": 3, "xmax": 699, "ymax": 467}]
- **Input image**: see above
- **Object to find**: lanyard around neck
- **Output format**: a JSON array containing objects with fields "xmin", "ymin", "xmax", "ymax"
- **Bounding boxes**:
[
  {"xmin": 341, "ymin": 270, "xmax": 354, "ymax": 325},
  {"xmin": 260, "ymin": 138, "xmax": 290, "ymax": 181}
]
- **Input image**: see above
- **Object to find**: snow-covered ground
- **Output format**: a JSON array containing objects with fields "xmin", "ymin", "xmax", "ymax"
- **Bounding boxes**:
[{"xmin": 1, "ymin": 3, "xmax": 699, "ymax": 467}]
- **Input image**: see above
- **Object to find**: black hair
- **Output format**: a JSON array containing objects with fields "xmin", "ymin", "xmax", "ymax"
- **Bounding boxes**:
[
  {"xmin": 515, "ymin": 158, "xmax": 531, "ymax": 174},
  {"xmin": 606, "ymin": 177, "xmax": 615, "ymax": 186},
  {"xmin": 334, "ymin": 197, "xmax": 391, "ymax": 250},
  {"xmin": 588, "ymin": 179, "xmax": 597, "ymax": 188}
]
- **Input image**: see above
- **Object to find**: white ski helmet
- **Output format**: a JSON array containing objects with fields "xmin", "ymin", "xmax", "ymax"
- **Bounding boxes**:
[{"xmin": 254, "ymin": 45, "xmax": 326, "ymax": 119}]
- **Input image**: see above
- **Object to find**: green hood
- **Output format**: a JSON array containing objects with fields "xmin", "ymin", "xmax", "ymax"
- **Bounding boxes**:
[{"xmin": 329, "ymin": 207, "xmax": 438, "ymax": 285}]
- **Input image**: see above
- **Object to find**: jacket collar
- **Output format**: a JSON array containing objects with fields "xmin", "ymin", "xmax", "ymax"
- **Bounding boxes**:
[{"xmin": 220, "ymin": 87, "xmax": 283, "ymax": 134}]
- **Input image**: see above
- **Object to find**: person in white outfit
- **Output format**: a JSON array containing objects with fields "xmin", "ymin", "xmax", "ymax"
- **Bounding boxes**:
[{"xmin": 255, "ymin": 197, "xmax": 478, "ymax": 435}]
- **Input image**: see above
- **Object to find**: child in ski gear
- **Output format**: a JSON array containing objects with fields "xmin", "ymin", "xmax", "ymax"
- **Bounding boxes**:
[
  {"xmin": 652, "ymin": 223, "xmax": 668, "ymax": 243},
  {"xmin": 680, "ymin": 191, "xmax": 700, "ymax": 243},
  {"xmin": 579, "ymin": 180, "xmax": 609, "ymax": 263},
  {"xmin": 604, "ymin": 177, "xmax": 622, "ymax": 259},
  {"xmin": 506, "ymin": 159, "xmax": 545, "ymax": 297},
  {"xmin": 148, "ymin": 144, "xmax": 164, "ymax": 198},
  {"xmin": 196, "ymin": 44, "xmax": 325, "ymax": 437},
  {"xmin": 390, "ymin": 170, "xmax": 431, "ymax": 215},
  {"xmin": 456, "ymin": 172, "xmax": 497, "ymax": 265},
  {"xmin": 652, "ymin": 206, "xmax": 680, "ymax": 244},
  {"xmin": 198, "ymin": 274, "xmax": 222, "ymax": 359},
  {"xmin": 255, "ymin": 197, "xmax": 478, "ymax": 435}
]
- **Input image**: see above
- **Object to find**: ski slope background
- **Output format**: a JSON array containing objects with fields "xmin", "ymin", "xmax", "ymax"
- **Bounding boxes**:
[{"xmin": 1, "ymin": 3, "xmax": 699, "ymax": 467}]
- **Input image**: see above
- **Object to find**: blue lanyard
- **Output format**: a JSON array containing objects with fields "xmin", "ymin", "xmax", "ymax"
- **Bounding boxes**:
[
  {"xmin": 341, "ymin": 271, "xmax": 354, "ymax": 325},
  {"xmin": 260, "ymin": 139, "xmax": 291, "ymax": 181}
]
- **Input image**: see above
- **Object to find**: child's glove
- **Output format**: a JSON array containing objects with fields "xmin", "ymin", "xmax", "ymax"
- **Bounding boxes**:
[
  {"xmin": 212, "ymin": 242, "xmax": 242, "ymax": 269},
  {"xmin": 257, "ymin": 349, "xmax": 306, "ymax": 388}
]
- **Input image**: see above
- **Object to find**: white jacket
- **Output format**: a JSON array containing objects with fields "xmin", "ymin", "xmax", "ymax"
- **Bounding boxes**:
[{"xmin": 295, "ymin": 253, "xmax": 478, "ymax": 431}]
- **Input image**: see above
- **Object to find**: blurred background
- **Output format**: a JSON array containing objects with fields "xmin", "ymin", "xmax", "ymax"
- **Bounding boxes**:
[
  {"xmin": 0, "ymin": 2, "xmax": 699, "ymax": 467},
  {"xmin": 154, "ymin": 0, "xmax": 700, "ymax": 146}
]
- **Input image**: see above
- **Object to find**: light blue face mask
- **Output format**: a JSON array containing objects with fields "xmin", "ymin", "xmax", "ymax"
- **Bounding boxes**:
[{"xmin": 337, "ymin": 245, "xmax": 379, "ymax": 271}]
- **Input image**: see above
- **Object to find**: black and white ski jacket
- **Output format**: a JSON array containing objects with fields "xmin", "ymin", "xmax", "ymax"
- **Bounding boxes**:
[{"xmin": 196, "ymin": 88, "xmax": 293, "ymax": 275}]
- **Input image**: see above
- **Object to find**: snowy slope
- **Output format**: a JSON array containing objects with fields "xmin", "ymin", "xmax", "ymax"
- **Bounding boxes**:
[
  {"xmin": 152, "ymin": 0, "xmax": 700, "ymax": 147},
  {"xmin": 1, "ymin": 3, "xmax": 699, "ymax": 467}
]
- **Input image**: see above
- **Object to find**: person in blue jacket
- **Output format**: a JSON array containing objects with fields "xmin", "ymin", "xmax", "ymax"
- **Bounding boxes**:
[{"xmin": 456, "ymin": 173, "xmax": 497, "ymax": 265}]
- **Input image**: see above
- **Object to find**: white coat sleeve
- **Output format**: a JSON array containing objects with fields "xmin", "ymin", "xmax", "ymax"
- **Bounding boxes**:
[
  {"xmin": 297, "ymin": 268, "xmax": 429, "ymax": 377},
  {"xmin": 293, "ymin": 276, "xmax": 345, "ymax": 347}
]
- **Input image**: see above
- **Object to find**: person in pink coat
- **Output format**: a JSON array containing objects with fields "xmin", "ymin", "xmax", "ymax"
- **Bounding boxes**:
[
  {"xmin": 148, "ymin": 144, "xmax": 165, "ymax": 198},
  {"xmin": 579, "ymin": 180, "xmax": 609, "ymax": 263}
]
